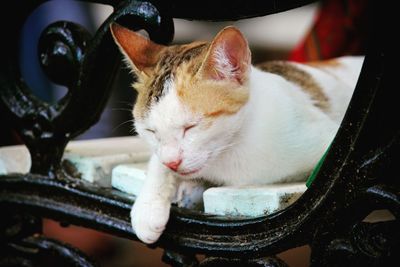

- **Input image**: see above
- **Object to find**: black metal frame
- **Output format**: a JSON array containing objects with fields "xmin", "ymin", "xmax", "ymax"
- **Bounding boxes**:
[{"xmin": 1, "ymin": 0, "xmax": 398, "ymax": 266}]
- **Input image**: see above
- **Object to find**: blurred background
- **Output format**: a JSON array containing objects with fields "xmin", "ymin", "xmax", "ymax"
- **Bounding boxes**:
[
  {"xmin": 1, "ymin": 0, "xmax": 368, "ymax": 266},
  {"xmin": 2, "ymin": 1, "xmax": 318, "ymax": 145}
]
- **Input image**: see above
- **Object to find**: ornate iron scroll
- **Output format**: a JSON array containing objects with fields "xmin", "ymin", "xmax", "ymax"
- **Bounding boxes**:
[
  {"xmin": 1, "ymin": 0, "xmax": 398, "ymax": 266},
  {"xmin": 0, "ymin": 0, "xmax": 173, "ymax": 177},
  {"xmin": 1, "ymin": 234, "xmax": 99, "ymax": 267}
]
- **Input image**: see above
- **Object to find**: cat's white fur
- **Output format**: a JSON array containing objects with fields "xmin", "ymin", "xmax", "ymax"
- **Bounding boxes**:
[{"xmin": 130, "ymin": 55, "xmax": 364, "ymax": 243}]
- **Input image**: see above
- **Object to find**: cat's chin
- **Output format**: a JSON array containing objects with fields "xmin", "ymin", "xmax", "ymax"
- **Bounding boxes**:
[{"xmin": 177, "ymin": 168, "xmax": 201, "ymax": 177}]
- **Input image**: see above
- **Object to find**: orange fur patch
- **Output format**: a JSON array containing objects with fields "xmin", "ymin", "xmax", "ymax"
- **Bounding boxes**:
[
  {"xmin": 176, "ymin": 73, "xmax": 249, "ymax": 118},
  {"xmin": 306, "ymin": 59, "xmax": 341, "ymax": 68},
  {"xmin": 132, "ymin": 42, "xmax": 209, "ymax": 119},
  {"xmin": 133, "ymin": 41, "xmax": 249, "ymax": 120}
]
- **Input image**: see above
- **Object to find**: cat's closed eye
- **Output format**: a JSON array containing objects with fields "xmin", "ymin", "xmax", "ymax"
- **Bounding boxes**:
[
  {"xmin": 183, "ymin": 124, "xmax": 197, "ymax": 137},
  {"xmin": 145, "ymin": 128, "xmax": 156, "ymax": 134}
]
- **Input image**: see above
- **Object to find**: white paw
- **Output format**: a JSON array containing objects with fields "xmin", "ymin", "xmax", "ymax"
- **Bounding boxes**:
[{"xmin": 130, "ymin": 196, "xmax": 171, "ymax": 244}]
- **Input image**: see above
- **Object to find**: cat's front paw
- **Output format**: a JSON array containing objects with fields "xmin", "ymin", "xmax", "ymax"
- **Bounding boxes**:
[{"xmin": 130, "ymin": 197, "xmax": 171, "ymax": 244}]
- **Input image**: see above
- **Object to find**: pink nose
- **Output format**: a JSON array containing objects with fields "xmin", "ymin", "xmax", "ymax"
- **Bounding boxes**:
[{"xmin": 164, "ymin": 159, "xmax": 182, "ymax": 172}]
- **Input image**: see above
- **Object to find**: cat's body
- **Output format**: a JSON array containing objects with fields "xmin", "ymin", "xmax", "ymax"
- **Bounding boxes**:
[
  {"xmin": 200, "ymin": 59, "xmax": 362, "ymax": 186},
  {"xmin": 111, "ymin": 24, "xmax": 363, "ymax": 244}
]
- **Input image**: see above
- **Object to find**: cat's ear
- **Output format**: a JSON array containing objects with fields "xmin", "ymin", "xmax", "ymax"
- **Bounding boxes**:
[
  {"xmin": 110, "ymin": 23, "xmax": 164, "ymax": 75},
  {"xmin": 201, "ymin": 26, "xmax": 251, "ymax": 84}
]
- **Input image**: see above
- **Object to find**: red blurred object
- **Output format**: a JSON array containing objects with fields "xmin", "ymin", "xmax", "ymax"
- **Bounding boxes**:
[
  {"xmin": 289, "ymin": 0, "xmax": 368, "ymax": 62},
  {"xmin": 43, "ymin": 219, "xmax": 113, "ymax": 255}
]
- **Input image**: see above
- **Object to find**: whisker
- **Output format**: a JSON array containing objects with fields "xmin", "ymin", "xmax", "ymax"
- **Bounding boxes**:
[
  {"xmin": 111, "ymin": 108, "xmax": 134, "ymax": 112},
  {"xmin": 115, "ymin": 101, "xmax": 135, "ymax": 107},
  {"xmin": 214, "ymin": 142, "xmax": 236, "ymax": 155},
  {"xmin": 112, "ymin": 119, "xmax": 134, "ymax": 132},
  {"xmin": 201, "ymin": 151, "xmax": 215, "ymax": 169},
  {"xmin": 130, "ymin": 122, "xmax": 139, "ymax": 134}
]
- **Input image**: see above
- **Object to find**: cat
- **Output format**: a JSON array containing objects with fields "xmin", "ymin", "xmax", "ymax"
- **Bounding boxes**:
[{"xmin": 110, "ymin": 23, "xmax": 363, "ymax": 244}]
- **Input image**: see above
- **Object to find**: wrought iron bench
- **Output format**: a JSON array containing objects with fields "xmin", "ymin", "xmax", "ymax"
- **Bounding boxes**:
[{"xmin": 1, "ymin": 0, "xmax": 398, "ymax": 266}]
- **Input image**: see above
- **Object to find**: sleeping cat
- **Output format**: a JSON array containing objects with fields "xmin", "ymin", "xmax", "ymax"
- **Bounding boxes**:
[{"xmin": 110, "ymin": 23, "xmax": 363, "ymax": 244}]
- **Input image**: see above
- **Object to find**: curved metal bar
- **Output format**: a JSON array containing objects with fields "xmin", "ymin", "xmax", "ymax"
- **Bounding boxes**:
[
  {"xmin": 0, "ymin": 173, "xmax": 301, "ymax": 257},
  {"xmin": 89, "ymin": 0, "xmax": 316, "ymax": 21},
  {"xmin": 310, "ymin": 220, "xmax": 399, "ymax": 267},
  {"xmin": 52, "ymin": 0, "xmax": 174, "ymax": 138},
  {"xmin": 0, "ymin": 0, "xmax": 174, "ymax": 177},
  {"xmin": 0, "ymin": 0, "xmax": 48, "ymax": 121},
  {"xmin": 164, "ymin": 0, "xmax": 316, "ymax": 20},
  {"xmin": 1, "ymin": 235, "xmax": 99, "ymax": 267},
  {"xmin": 0, "ymin": 174, "xmax": 134, "ymax": 240},
  {"xmin": 199, "ymin": 256, "xmax": 289, "ymax": 267}
]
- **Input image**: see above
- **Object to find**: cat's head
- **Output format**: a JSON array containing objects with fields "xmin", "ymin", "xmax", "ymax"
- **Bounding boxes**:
[{"xmin": 111, "ymin": 24, "xmax": 251, "ymax": 177}]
